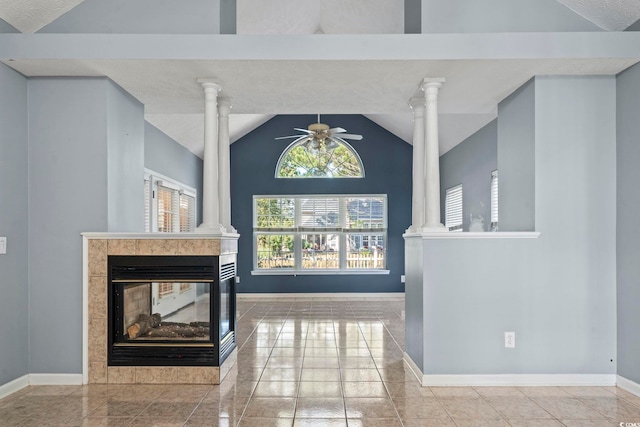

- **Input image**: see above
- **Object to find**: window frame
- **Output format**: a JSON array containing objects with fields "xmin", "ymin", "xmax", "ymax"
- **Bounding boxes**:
[
  {"xmin": 252, "ymin": 194, "xmax": 389, "ymax": 275},
  {"xmin": 275, "ymin": 138, "xmax": 365, "ymax": 179},
  {"xmin": 490, "ymin": 170, "xmax": 499, "ymax": 231},
  {"xmin": 144, "ymin": 169, "xmax": 197, "ymax": 233}
]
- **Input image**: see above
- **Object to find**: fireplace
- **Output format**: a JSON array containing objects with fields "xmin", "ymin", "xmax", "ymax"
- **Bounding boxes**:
[{"xmin": 107, "ymin": 254, "xmax": 236, "ymax": 367}]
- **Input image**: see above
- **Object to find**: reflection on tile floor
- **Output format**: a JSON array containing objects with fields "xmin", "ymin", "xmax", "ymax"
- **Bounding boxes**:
[{"xmin": 1, "ymin": 296, "xmax": 640, "ymax": 426}]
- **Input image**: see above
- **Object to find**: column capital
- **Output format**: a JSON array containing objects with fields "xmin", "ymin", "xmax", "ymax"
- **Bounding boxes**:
[
  {"xmin": 217, "ymin": 97, "xmax": 233, "ymax": 117},
  {"xmin": 420, "ymin": 77, "xmax": 446, "ymax": 91},
  {"xmin": 197, "ymin": 78, "xmax": 223, "ymax": 92},
  {"xmin": 409, "ymin": 96, "xmax": 426, "ymax": 113}
]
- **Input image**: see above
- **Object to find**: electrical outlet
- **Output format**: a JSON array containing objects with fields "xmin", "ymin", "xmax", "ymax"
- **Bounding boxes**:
[
  {"xmin": 400, "ymin": 275, "xmax": 405, "ymax": 283},
  {"xmin": 0, "ymin": 237, "xmax": 6, "ymax": 255},
  {"xmin": 505, "ymin": 331, "xmax": 515, "ymax": 348},
  {"xmin": 235, "ymin": 276, "xmax": 240, "ymax": 284}
]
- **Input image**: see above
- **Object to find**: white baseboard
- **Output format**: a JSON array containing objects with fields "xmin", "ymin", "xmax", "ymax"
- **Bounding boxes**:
[
  {"xmin": 399, "ymin": 356, "xmax": 616, "ymax": 387},
  {"xmin": 28, "ymin": 374, "xmax": 83, "ymax": 386},
  {"xmin": 0, "ymin": 375, "xmax": 29, "ymax": 400},
  {"xmin": 238, "ymin": 292, "xmax": 404, "ymax": 299},
  {"xmin": 422, "ymin": 374, "xmax": 616, "ymax": 387},
  {"xmin": 617, "ymin": 375, "xmax": 640, "ymax": 397}
]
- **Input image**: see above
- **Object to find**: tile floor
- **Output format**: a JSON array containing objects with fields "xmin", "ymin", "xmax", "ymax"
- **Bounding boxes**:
[{"xmin": 1, "ymin": 296, "xmax": 640, "ymax": 426}]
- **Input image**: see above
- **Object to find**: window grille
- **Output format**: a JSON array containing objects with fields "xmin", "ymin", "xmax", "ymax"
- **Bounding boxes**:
[{"xmin": 491, "ymin": 170, "xmax": 499, "ymax": 230}]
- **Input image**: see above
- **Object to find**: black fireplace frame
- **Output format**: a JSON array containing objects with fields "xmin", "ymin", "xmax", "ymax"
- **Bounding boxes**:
[{"xmin": 107, "ymin": 254, "xmax": 236, "ymax": 367}]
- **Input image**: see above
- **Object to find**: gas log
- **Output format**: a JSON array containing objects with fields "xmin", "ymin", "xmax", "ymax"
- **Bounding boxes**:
[{"xmin": 127, "ymin": 313, "xmax": 161, "ymax": 339}]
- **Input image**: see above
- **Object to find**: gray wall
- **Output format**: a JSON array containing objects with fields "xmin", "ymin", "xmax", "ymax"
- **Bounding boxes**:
[
  {"xmin": 440, "ymin": 120, "xmax": 497, "ymax": 232},
  {"xmin": 231, "ymin": 114, "xmax": 412, "ymax": 293},
  {"xmin": 498, "ymin": 79, "xmax": 536, "ymax": 231},
  {"xmin": 405, "ymin": 0, "xmax": 421, "ymax": 34},
  {"xmin": 144, "ymin": 122, "xmax": 204, "ymax": 225},
  {"xmin": 28, "ymin": 78, "xmax": 110, "ymax": 373},
  {"xmin": 0, "ymin": 64, "xmax": 29, "ymax": 385},
  {"xmin": 39, "ymin": 0, "xmax": 220, "ymax": 34},
  {"xmin": 616, "ymin": 63, "xmax": 640, "ymax": 384},
  {"xmin": 0, "ymin": 18, "xmax": 18, "ymax": 33},
  {"xmin": 410, "ymin": 76, "xmax": 617, "ymax": 376},
  {"xmin": 27, "ymin": 77, "xmax": 145, "ymax": 374},
  {"xmin": 107, "ymin": 83, "xmax": 145, "ymax": 232},
  {"xmin": 220, "ymin": 0, "xmax": 237, "ymax": 34},
  {"xmin": 421, "ymin": 0, "xmax": 601, "ymax": 33},
  {"xmin": 625, "ymin": 18, "xmax": 640, "ymax": 31}
]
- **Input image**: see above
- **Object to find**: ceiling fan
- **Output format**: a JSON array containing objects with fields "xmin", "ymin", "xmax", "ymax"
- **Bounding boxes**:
[{"xmin": 275, "ymin": 115, "xmax": 363, "ymax": 153}]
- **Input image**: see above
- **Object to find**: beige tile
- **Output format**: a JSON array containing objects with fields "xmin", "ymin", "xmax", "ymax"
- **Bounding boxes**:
[
  {"xmin": 392, "ymin": 397, "xmax": 449, "ymax": 419},
  {"xmin": 559, "ymin": 386, "xmax": 617, "ymax": 397},
  {"xmin": 176, "ymin": 367, "xmax": 219, "ymax": 384},
  {"xmin": 431, "ymin": 387, "xmax": 481, "ymax": 397},
  {"xmin": 107, "ymin": 367, "xmax": 135, "ymax": 384},
  {"xmin": 135, "ymin": 367, "xmax": 177, "ymax": 384},
  {"xmin": 560, "ymin": 421, "xmax": 614, "ymax": 427},
  {"xmin": 342, "ymin": 382, "xmax": 388, "ymax": 398},
  {"xmin": 88, "ymin": 276, "xmax": 107, "ymax": 320},
  {"xmin": 438, "ymin": 397, "xmax": 503, "ymax": 420},
  {"xmin": 136, "ymin": 239, "xmax": 178, "ymax": 255},
  {"xmin": 301, "ymin": 369, "xmax": 341, "ymax": 382},
  {"xmin": 401, "ymin": 419, "xmax": 456, "ymax": 427},
  {"xmin": 344, "ymin": 397, "xmax": 398, "ymax": 419},
  {"xmin": 243, "ymin": 397, "xmax": 296, "ymax": 418},
  {"xmin": 80, "ymin": 416, "xmax": 135, "ymax": 426},
  {"xmin": 107, "ymin": 239, "xmax": 136, "ymax": 255},
  {"xmin": 253, "ymin": 381, "xmax": 298, "ymax": 397},
  {"xmin": 507, "ymin": 421, "xmax": 565, "ymax": 427},
  {"xmin": 474, "ymin": 386, "xmax": 525, "ymax": 397},
  {"xmin": 239, "ymin": 418, "xmax": 294, "ymax": 427},
  {"xmin": 129, "ymin": 417, "xmax": 188, "ymax": 426},
  {"xmin": 138, "ymin": 401, "xmax": 195, "ymax": 418},
  {"xmin": 518, "ymin": 387, "xmax": 571, "ymax": 397},
  {"xmin": 341, "ymin": 369, "xmax": 381, "ymax": 382},
  {"xmin": 178, "ymin": 239, "xmax": 220, "ymax": 255},
  {"xmin": 89, "ymin": 362, "xmax": 108, "ymax": 384},
  {"xmin": 452, "ymin": 420, "xmax": 510, "ymax": 427},
  {"xmin": 88, "ymin": 317, "xmax": 107, "ymax": 363},
  {"xmin": 260, "ymin": 368, "xmax": 300, "ymax": 382},
  {"xmin": 88, "ymin": 239, "xmax": 107, "ymax": 276},
  {"xmin": 531, "ymin": 397, "xmax": 606, "ymax": 419},
  {"xmin": 487, "ymin": 396, "xmax": 553, "ymax": 420},
  {"xmin": 295, "ymin": 397, "xmax": 345, "ymax": 418},
  {"xmin": 156, "ymin": 385, "xmax": 212, "ymax": 402},
  {"xmin": 580, "ymin": 396, "xmax": 640, "ymax": 419},
  {"xmin": 297, "ymin": 381, "xmax": 342, "ymax": 398},
  {"xmin": 293, "ymin": 419, "xmax": 346, "ymax": 427},
  {"xmin": 385, "ymin": 381, "xmax": 434, "ymax": 398}
]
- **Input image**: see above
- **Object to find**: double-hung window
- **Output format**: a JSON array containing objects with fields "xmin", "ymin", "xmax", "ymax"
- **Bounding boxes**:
[
  {"xmin": 253, "ymin": 195, "xmax": 388, "ymax": 274},
  {"xmin": 144, "ymin": 170, "xmax": 196, "ymax": 233},
  {"xmin": 490, "ymin": 170, "xmax": 499, "ymax": 231},
  {"xmin": 445, "ymin": 184, "xmax": 463, "ymax": 232}
]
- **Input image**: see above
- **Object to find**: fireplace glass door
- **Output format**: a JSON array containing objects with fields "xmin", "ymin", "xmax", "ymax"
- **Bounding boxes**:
[{"xmin": 121, "ymin": 281, "xmax": 211, "ymax": 342}]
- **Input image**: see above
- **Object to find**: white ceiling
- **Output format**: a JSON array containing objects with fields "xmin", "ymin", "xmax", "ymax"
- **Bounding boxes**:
[{"xmin": 1, "ymin": 0, "xmax": 639, "ymax": 157}]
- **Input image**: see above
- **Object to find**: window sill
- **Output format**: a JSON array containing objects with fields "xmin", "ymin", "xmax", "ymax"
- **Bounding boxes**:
[{"xmin": 251, "ymin": 269, "xmax": 390, "ymax": 276}]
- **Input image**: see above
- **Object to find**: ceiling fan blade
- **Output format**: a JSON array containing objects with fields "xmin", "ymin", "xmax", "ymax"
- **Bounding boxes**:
[
  {"xmin": 328, "ymin": 127, "xmax": 347, "ymax": 134},
  {"xmin": 294, "ymin": 128, "xmax": 314, "ymax": 134},
  {"xmin": 335, "ymin": 134, "xmax": 363, "ymax": 140},
  {"xmin": 275, "ymin": 135, "xmax": 306, "ymax": 140}
]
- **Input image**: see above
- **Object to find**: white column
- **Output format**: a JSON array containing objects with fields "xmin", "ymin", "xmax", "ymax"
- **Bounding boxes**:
[
  {"xmin": 421, "ymin": 78, "xmax": 447, "ymax": 231},
  {"xmin": 196, "ymin": 78, "xmax": 226, "ymax": 233},
  {"xmin": 407, "ymin": 97, "xmax": 426, "ymax": 233},
  {"xmin": 217, "ymin": 97, "xmax": 236, "ymax": 233}
]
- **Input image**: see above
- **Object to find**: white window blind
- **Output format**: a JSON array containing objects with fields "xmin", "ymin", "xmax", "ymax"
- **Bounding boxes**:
[
  {"xmin": 445, "ymin": 184, "xmax": 463, "ymax": 231},
  {"xmin": 491, "ymin": 170, "xmax": 499, "ymax": 228},
  {"xmin": 144, "ymin": 178, "xmax": 151, "ymax": 232},
  {"xmin": 144, "ymin": 170, "xmax": 197, "ymax": 233}
]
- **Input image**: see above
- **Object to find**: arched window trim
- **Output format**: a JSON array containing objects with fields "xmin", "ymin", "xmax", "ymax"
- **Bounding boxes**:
[{"xmin": 275, "ymin": 138, "xmax": 366, "ymax": 178}]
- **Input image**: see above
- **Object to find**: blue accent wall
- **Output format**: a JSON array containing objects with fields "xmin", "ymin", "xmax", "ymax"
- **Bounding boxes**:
[{"xmin": 230, "ymin": 114, "xmax": 412, "ymax": 293}]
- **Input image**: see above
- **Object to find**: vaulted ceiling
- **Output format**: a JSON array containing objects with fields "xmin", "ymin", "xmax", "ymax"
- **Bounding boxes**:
[{"xmin": 1, "ymin": 0, "xmax": 639, "ymax": 157}]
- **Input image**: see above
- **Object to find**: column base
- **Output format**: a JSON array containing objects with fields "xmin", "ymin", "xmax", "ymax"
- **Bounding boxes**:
[
  {"xmin": 420, "ymin": 224, "xmax": 448, "ymax": 233},
  {"xmin": 195, "ymin": 223, "xmax": 227, "ymax": 234}
]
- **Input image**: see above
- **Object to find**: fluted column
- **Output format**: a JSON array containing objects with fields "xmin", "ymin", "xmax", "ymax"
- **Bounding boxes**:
[
  {"xmin": 217, "ymin": 97, "xmax": 235, "ymax": 233},
  {"xmin": 421, "ymin": 78, "xmax": 447, "ymax": 231},
  {"xmin": 196, "ymin": 78, "xmax": 226, "ymax": 233},
  {"xmin": 407, "ymin": 97, "xmax": 426, "ymax": 233}
]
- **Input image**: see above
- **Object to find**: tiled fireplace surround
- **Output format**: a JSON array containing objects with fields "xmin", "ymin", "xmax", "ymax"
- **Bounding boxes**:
[{"xmin": 83, "ymin": 234, "xmax": 238, "ymax": 386}]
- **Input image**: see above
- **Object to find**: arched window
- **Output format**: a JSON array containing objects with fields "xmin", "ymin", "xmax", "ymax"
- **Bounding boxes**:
[{"xmin": 275, "ymin": 138, "xmax": 365, "ymax": 178}]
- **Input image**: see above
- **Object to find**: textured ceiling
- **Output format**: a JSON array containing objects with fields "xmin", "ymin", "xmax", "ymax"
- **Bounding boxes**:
[
  {"xmin": 557, "ymin": 0, "xmax": 640, "ymax": 30},
  {"xmin": 236, "ymin": 0, "xmax": 404, "ymax": 34}
]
